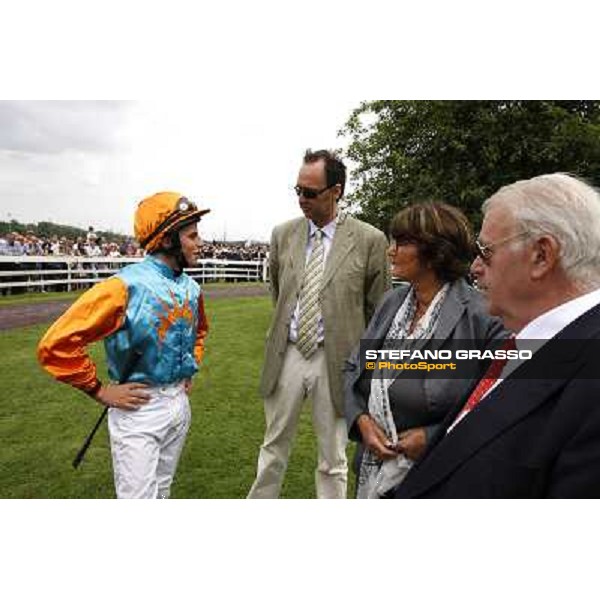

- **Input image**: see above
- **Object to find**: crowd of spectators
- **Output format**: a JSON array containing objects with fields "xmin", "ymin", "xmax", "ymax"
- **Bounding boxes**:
[
  {"xmin": 0, "ymin": 229, "xmax": 269, "ymax": 261},
  {"xmin": 0, "ymin": 228, "xmax": 143, "ymax": 258},
  {"xmin": 0, "ymin": 227, "xmax": 270, "ymax": 295},
  {"xmin": 202, "ymin": 241, "xmax": 269, "ymax": 261}
]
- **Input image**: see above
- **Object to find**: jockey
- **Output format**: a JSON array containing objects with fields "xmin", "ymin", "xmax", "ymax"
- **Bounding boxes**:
[{"xmin": 38, "ymin": 192, "xmax": 210, "ymax": 498}]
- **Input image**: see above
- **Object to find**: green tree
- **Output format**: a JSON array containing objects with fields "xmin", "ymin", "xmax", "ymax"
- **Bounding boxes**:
[
  {"xmin": 0, "ymin": 219, "xmax": 128, "ymax": 243},
  {"xmin": 340, "ymin": 101, "xmax": 600, "ymax": 233}
]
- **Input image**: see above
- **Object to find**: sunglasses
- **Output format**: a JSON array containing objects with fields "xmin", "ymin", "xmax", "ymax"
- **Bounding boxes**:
[
  {"xmin": 294, "ymin": 184, "xmax": 336, "ymax": 199},
  {"xmin": 390, "ymin": 236, "xmax": 419, "ymax": 249},
  {"xmin": 475, "ymin": 231, "xmax": 530, "ymax": 264}
]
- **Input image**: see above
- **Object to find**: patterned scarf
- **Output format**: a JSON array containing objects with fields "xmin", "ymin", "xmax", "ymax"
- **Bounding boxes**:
[{"xmin": 357, "ymin": 283, "xmax": 450, "ymax": 499}]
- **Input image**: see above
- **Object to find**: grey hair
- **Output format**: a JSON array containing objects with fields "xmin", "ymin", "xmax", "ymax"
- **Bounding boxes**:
[{"xmin": 483, "ymin": 173, "xmax": 600, "ymax": 288}]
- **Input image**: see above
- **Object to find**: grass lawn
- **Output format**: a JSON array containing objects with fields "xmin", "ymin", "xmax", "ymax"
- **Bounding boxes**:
[
  {"xmin": 0, "ymin": 295, "xmax": 357, "ymax": 498},
  {"xmin": 0, "ymin": 281, "xmax": 266, "ymax": 306},
  {"xmin": 0, "ymin": 290, "xmax": 82, "ymax": 306}
]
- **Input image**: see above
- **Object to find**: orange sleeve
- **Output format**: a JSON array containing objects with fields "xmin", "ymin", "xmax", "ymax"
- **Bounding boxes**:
[
  {"xmin": 37, "ymin": 277, "xmax": 128, "ymax": 393},
  {"xmin": 193, "ymin": 293, "xmax": 209, "ymax": 364}
]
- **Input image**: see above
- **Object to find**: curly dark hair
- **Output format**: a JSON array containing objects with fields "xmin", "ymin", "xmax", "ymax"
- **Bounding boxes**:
[{"xmin": 389, "ymin": 201, "xmax": 476, "ymax": 282}]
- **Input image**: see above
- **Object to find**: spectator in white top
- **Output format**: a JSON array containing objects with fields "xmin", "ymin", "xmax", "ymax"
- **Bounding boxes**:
[{"xmin": 86, "ymin": 226, "xmax": 97, "ymax": 245}]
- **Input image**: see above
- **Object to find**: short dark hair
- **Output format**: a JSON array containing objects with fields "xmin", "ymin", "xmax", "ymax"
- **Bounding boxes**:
[
  {"xmin": 389, "ymin": 201, "xmax": 475, "ymax": 282},
  {"xmin": 303, "ymin": 148, "xmax": 346, "ymax": 199}
]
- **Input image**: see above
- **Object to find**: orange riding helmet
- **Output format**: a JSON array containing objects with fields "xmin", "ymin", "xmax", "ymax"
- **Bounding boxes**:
[{"xmin": 134, "ymin": 192, "xmax": 210, "ymax": 253}]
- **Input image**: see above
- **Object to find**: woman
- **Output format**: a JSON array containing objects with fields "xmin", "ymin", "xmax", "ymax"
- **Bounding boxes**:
[{"xmin": 344, "ymin": 201, "xmax": 507, "ymax": 498}]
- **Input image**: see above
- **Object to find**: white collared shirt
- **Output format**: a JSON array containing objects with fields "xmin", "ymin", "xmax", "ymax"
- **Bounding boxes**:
[
  {"xmin": 288, "ymin": 217, "xmax": 337, "ymax": 344},
  {"xmin": 448, "ymin": 286, "xmax": 600, "ymax": 432}
]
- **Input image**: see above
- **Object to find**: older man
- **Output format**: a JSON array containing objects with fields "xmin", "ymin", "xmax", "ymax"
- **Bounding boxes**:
[
  {"xmin": 393, "ymin": 173, "xmax": 600, "ymax": 498},
  {"xmin": 248, "ymin": 149, "xmax": 390, "ymax": 498}
]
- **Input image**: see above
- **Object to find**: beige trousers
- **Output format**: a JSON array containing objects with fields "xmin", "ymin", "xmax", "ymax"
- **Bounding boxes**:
[{"xmin": 248, "ymin": 343, "xmax": 348, "ymax": 499}]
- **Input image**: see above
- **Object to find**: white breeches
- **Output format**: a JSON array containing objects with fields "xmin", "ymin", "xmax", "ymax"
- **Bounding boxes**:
[{"xmin": 108, "ymin": 381, "xmax": 191, "ymax": 499}]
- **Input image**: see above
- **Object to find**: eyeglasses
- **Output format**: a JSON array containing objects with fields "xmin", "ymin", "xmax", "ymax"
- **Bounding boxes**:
[
  {"xmin": 389, "ymin": 237, "xmax": 418, "ymax": 251},
  {"xmin": 294, "ymin": 184, "xmax": 336, "ymax": 199},
  {"xmin": 475, "ymin": 231, "xmax": 530, "ymax": 264}
]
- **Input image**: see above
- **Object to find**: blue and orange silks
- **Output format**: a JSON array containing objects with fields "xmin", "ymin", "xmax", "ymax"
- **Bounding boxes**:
[{"xmin": 38, "ymin": 255, "xmax": 208, "ymax": 394}]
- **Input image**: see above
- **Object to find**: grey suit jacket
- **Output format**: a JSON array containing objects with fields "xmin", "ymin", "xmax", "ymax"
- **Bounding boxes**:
[
  {"xmin": 260, "ymin": 212, "xmax": 391, "ymax": 415},
  {"xmin": 344, "ymin": 278, "xmax": 508, "ymax": 440}
]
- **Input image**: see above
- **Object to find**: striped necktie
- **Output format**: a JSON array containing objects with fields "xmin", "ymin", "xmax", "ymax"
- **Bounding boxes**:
[{"xmin": 296, "ymin": 229, "xmax": 324, "ymax": 359}]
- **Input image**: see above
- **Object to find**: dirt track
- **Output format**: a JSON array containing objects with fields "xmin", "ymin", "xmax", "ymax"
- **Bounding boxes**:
[{"xmin": 0, "ymin": 283, "xmax": 269, "ymax": 331}]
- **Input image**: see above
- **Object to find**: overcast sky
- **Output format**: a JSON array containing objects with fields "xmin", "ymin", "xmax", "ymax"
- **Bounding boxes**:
[{"xmin": 0, "ymin": 100, "xmax": 361, "ymax": 242}]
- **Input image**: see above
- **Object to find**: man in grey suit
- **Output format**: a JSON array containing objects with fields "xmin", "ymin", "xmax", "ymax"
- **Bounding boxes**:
[{"xmin": 248, "ymin": 149, "xmax": 390, "ymax": 498}]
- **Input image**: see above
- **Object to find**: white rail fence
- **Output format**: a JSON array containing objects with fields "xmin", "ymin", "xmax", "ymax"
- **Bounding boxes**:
[{"xmin": 0, "ymin": 256, "xmax": 269, "ymax": 292}]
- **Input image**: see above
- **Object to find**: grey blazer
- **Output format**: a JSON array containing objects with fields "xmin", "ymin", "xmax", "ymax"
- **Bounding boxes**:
[
  {"xmin": 260, "ymin": 212, "xmax": 391, "ymax": 415},
  {"xmin": 344, "ymin": 278, "xmax": 508, "ymax": 441}
]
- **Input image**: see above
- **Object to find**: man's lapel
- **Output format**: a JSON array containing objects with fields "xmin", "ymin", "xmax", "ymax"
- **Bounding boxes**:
[
  {"xmin": 288, "ymin": 219, "xmax": 309, "ymax": 285},
  {"xmin": 400, "ymin": 376, "xmax": 567, "ymax": 497},
  {"xmin": 321, "ymin": 212, "xmax": 355, "ymax": 290}
]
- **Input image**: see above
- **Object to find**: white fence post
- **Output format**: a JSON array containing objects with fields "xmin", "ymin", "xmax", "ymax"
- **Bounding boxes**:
[
  {"xmin": 0, "ymin": 256, "xmax": 268, "ymax": 293},
  {"xmin": 262, "ymin": 258, "xmax": 268, "ymax": 282}
]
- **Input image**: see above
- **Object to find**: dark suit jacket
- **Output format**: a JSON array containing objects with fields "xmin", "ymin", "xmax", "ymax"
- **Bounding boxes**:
[
  {"xmin": 344, "ymin": 278, "xmax": 506, "ymax": 441},
  {"xmin": 392, "ymin": 302, "xmax": 600, "ymax": 498}
]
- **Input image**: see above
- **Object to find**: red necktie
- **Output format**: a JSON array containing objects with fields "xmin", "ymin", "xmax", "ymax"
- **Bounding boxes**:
[{"xmin": 455, "ymin": 336, "xmax": 517, "ymax": 421}]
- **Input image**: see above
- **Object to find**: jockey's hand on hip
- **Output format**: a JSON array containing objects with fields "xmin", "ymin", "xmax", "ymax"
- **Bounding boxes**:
[{"xmin": 95, "ymin": 383, "xmax": 151, "ymax": 411}]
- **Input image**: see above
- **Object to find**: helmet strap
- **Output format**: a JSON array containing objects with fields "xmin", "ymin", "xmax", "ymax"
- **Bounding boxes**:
[
  {"xmin": 161, "ymin": 229, "xmax": 187, "ymax": 275},
  {"xmin": 152, "ymin": 215, "xmax": 200, "ymax": 275}
]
